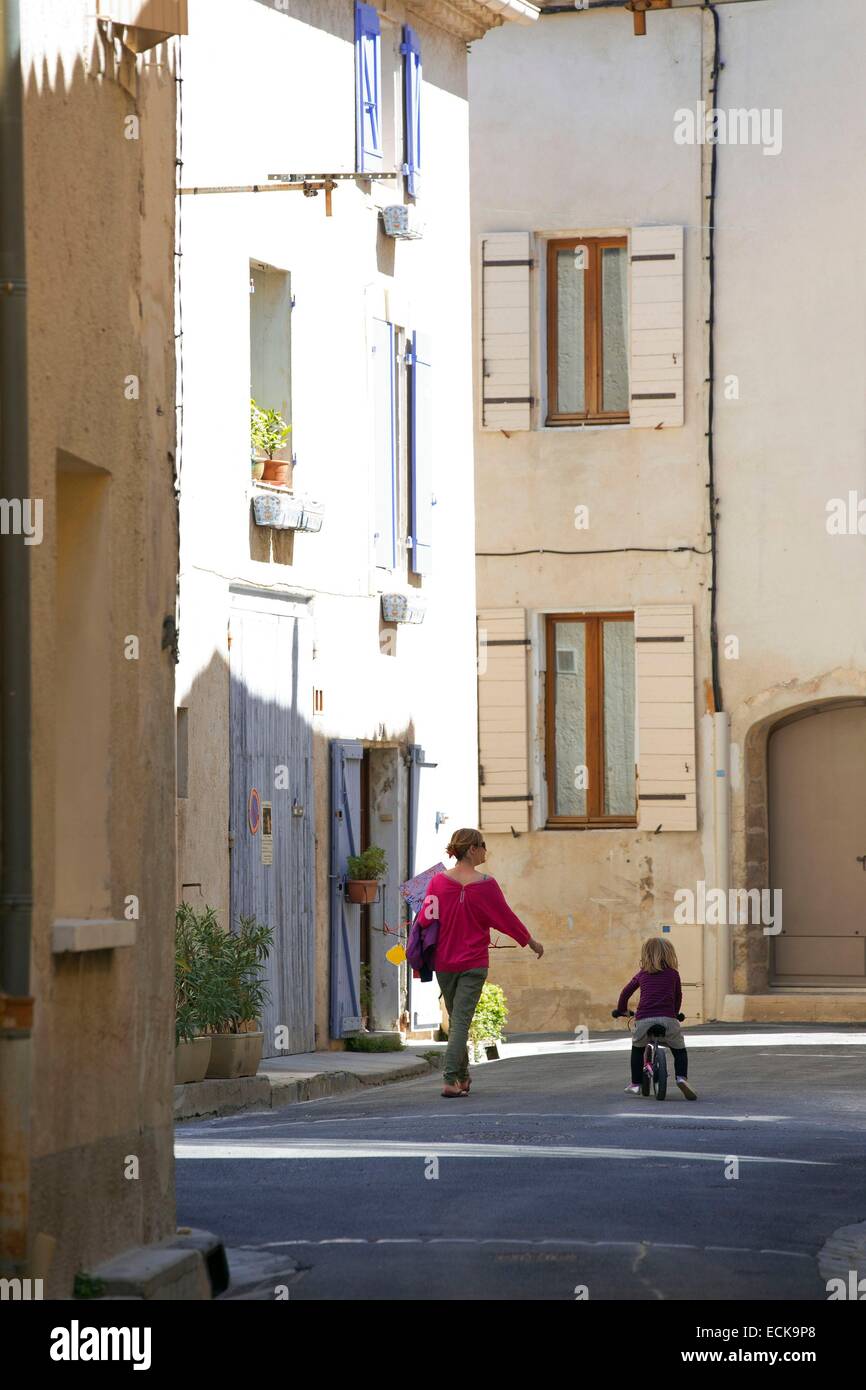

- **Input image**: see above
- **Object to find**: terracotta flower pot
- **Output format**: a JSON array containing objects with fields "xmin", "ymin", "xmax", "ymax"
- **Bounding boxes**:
[
  {"xmin": 347, "ymin": 879, "xmax": 379, "ymax": 904},
  {"xmin": 262, "ymin": 458, "xmax": 290, "ymax": 486},
  {"xmin": 206, "ymin": 1030, "xmax": 265, "ymax": 1079},
  {"xmin": 175, "ymin": 1036, "xmax": 213, "ymax": 1085}
]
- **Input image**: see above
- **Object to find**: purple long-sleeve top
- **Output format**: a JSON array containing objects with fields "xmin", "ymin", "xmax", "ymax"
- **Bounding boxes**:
[{"xmin": 617, "ymin": 967, "xmax": 682, "ymax": 1021}]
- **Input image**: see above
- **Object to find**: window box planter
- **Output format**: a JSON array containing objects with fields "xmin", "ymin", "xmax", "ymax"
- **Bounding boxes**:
[
  {"xmin": 175, "ymin": 1036, "xmax": 213, "ymax": 1085},
  {"xmin": 381, "ymin": 593, "xmax": 425, "ymax": 625},
  {"xmin": 205, "ymin": 1030, "xmax": 265, "ymax": 1080},
  {"xmin": 252, "ymin": 489, "xmax": 324, "ymax": 533}
]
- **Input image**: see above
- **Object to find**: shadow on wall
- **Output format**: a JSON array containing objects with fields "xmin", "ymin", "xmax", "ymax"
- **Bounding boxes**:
[
  {"xmin": 177, "ymin": 637, "xmax": 429, "ymax": 1056},
  {"xmin": 248, "ymin": 0, "xmax": 468, "ymax": 101}
]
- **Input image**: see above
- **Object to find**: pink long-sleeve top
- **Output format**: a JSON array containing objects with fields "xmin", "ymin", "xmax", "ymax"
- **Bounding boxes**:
[{"xmin": 419, "ymin": 872, "xmax": 531, "ymax": 973}]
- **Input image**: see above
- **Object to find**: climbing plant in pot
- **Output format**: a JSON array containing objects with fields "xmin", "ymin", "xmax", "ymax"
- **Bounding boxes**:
[
  {"xmin": 206, "ymin": 915, "xmax": 275, "ymax": 1079},
  {"xmin": 251, "ymin": 398, "xmax": 292, "ymax": 485},
  {"xmin": 346, "ymin": 845, "xmax": 387, "ymax": 904}
]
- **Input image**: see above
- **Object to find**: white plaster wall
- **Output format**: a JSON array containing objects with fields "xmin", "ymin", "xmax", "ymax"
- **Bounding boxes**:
[{"xmin": 177, "ymin": 0, "xmax": 479, "ymax": 1043}]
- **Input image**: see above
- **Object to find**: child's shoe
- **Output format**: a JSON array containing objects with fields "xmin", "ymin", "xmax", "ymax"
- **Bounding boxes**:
[
  {"xmin": 624, "ymin": 1083, "xmax": 641, "ymax": 1095},
  {"xmin": 676, "ymin": 1077, "xmax": 697, "ymax": 1101}
]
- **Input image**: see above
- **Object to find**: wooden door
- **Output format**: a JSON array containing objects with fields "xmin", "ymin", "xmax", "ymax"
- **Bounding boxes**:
[
  {"xmin": 770, "ymin": 703, "xmax": 866, "ymax": 983},
  {"xmin": 229, "ymin": 591, "xmax": 315, "ymax": 1056}
]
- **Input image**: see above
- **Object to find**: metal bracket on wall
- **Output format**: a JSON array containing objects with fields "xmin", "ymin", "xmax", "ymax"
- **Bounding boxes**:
[{"xmin": 179, "ymin": 172, "xmax": 400, "ymax": 218}]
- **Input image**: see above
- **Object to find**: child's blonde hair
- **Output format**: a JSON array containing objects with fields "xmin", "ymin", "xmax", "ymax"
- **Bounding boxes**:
[{"xmin": 640, "ymin": 936, "xmax": 679, "ymax": 973}]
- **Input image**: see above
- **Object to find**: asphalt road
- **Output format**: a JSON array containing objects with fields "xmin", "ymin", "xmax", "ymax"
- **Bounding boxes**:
[{"xmin": 175, "ymin": 1027, "xmax": 866, "ymax": 1301}]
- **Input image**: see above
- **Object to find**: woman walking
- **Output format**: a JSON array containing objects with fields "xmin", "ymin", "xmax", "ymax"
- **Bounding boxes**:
[{"xmin": 417, "ymin": 828, "xmax": 544, "ymax": 1098}]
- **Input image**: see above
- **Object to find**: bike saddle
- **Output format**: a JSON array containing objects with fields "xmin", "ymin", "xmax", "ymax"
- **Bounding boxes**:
[{"xmin": 646, "ymin": 1024, "xmax": 667, "ymax": 1038}]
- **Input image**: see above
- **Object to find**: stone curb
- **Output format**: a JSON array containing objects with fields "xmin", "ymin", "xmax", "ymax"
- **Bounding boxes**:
[{"xmin": 174, "ymin": 1055, "xmax": 437, "ymax": 1122}]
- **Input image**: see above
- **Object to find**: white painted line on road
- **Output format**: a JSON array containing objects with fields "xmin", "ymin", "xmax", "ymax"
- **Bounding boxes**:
[
  {"xmin": 179, "ymin": 1110, "xmax": 794, "ymax": 1138},
  {"xmin": 760, "ymin": 1248, "xmax": 813, "ymax": 1259},
  {"xmin": 175, "ymin": 1138, "xmax": 827, "ymax": 1165},
  {"xmin": 613, "ymin": 1113, "xmax": 789, "ymax": 1122},
  {"xmin": 501, "ymin": 1032, "xmax": 866, "ymax": 1059},
  {"xmin": 248, "ymin": 1236, "xmax": 814, "ymax": 1259}
]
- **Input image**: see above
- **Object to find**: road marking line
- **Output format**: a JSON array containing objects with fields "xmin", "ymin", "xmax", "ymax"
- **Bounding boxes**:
[
  {"xmin": 181, "ymin": 1110, "xmax": 795, "ymax": 1136},
  {"xmin": 245, "ymin": 1237, "xmax": 814, "ymax": 1258},
  {"xmin": 612, "ymin": 1113, "xmax": 789, "ymax": 1122},
  {"xmin": 175, "ymin": 1138, "xmax": 827, "ymax": 1165}
]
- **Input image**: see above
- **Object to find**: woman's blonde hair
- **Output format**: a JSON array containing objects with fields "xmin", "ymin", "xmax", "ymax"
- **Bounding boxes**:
[
  {"xmin": 446, "ymin": 827, "xmax": 484, "ymax": 862},
  {"xmin": 640, "ymin": 936, "xmax": 679, "ymax": 973}
]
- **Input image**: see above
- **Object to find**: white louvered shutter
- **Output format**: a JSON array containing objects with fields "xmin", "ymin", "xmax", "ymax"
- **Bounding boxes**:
[
  {"xmin": 477, "ymin": 607, "xmax": 532, "ymax": 832},
  {"xmin": 480, "ymin": 233, "xmax": 532, "ymax": 431},
  {"xmin": 635, "ymin": 604, "xmax": 696, "ymax": 830},
  {"xmin": 629, "ymin": 226, "xmax": 684, "ymax": 428}
]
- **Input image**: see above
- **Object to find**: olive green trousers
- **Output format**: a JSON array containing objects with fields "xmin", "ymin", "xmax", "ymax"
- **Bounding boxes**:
[{"xmin": 436, "ymin": 968, "xmax": 488, "ymax": 1085}]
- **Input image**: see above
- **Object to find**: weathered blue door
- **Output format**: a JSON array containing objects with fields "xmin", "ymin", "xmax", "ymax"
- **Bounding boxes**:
[
  {"xmin": 329, "ymin": 739, "xmax": 363, "ymax": 1037},
  {"xmin": 229, "ymin": 590, "xmax": 315, "ymax": 1057}
]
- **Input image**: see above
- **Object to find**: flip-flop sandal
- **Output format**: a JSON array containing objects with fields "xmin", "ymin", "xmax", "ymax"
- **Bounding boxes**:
[
  {"xmin": 459, "ymin": 1079, "xmax": 471, "ymax": 1094},
  {"xmin": 441, "ymin": 1085, "xmax": 466, "ymax": 1098}
]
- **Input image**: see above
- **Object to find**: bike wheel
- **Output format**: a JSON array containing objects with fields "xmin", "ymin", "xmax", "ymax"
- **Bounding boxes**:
[
  {"xmin": 640, "ymin": 1043, "xmax": 652, "ymax": 1097},
  {"xmin": 653, "ymin": 1047, "xmax": 668, "ymax": 1101}
]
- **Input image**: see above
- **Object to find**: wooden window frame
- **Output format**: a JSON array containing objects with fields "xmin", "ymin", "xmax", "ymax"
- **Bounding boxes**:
[
  {"xmin": 546, "ymin": 236, "xmax": 629, "ymax": 426},
  {"xmin": 545, "ymin": 612, "xmax": 637, "ymax": 828}
]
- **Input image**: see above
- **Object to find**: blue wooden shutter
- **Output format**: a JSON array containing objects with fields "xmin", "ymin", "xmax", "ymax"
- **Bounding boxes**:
[
  {"xmin": 372, "ymin": 318, "xmax": 396, "ymax": 569},
  {"xmin": 329, "ymin": 739, "xmax": 363, "ymax": 1037},
  {"xmin": 409, "ymin": 331, "xmax": 433, "ymax": 577},
  {"xmin": 355, "ymin": 2, "xmax": 383, "ymax": 174},
  {"xmin": 401, "ymin": 25, "xmax": 422, "ymax": 197}
]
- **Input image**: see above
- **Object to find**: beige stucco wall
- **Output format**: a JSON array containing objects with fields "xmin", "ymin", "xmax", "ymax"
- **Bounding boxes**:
[
  {"xmin": 23, "ymin": 1, "xmax": 179, "ymax": 1295},
  {"xmin": 176, "ymin": 0, "xmax": 481, "ymax": 1046},
  {"xmin": 470, "ymin": 5, "xmax": 712, "ymax": 1032},
  {"xmin": 470, "ymin": 0, "xmax": 866, "ymax": 1029}
]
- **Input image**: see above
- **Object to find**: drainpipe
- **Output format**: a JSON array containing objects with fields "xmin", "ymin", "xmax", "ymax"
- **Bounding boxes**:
[
  {"xmin": 0, "ymin": 0, "xmax": 33, "ymax": 1280},
  {"xmin": 713, "ymin": 712, "xmax": 731, "ymax": 1015}
]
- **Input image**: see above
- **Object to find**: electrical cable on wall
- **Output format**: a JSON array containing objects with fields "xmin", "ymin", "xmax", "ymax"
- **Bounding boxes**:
[
  {"xmin": 705, "ymin": 2, "xmax": 723, "ymax": 713},
  {"xmin": 173, "ymin": 32, "xmax": 184, "ymax": 665},
  {"xmin": 476, "ymin": 545, "xmax": 710, "ymax": 557}
]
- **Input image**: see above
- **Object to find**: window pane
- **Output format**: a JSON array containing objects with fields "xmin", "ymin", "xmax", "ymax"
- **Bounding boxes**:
[
  {"xmin": 603, "ymin": 620, "xmax": 635, "ymax": 815},
  {"xmin": 553, "ymin": 622, "xmax": 586, "ymax": 816},
  {"xmin": 556, "ymin": 250, "xmax": 585, "ymax": 413},
  {"xmin": 601, "ymin": 246, "xmax": 629, "ymax": 412}
]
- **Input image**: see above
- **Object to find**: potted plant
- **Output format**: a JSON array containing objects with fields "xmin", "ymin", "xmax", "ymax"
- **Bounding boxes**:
[
  {"xmin": 346, "ymin": 845, "xmax": 387, "ymax": 904},
  {"xmin": 174, "ymin": 903, "xmax": 220, "ymax": 1084},
  {"xmin": 468, "ymin": 982, "xmax": 508, "ymax": 1063},
  {"xmin": 206, "ymin": 915, "xmax": 275, "ymax": 1079},
  {"xmin": 251, "ymin": 398, "xmax": 292, "ymax": 485}
]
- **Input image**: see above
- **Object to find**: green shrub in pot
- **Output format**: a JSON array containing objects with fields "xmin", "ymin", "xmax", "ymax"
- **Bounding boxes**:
[
  {"xmin": 346, "ymin": 845, "xmax": 387, "ymax": 904},
  {"xmin": 468, "ymin": 982, "xmax": 508, "ymax": 1063}
]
